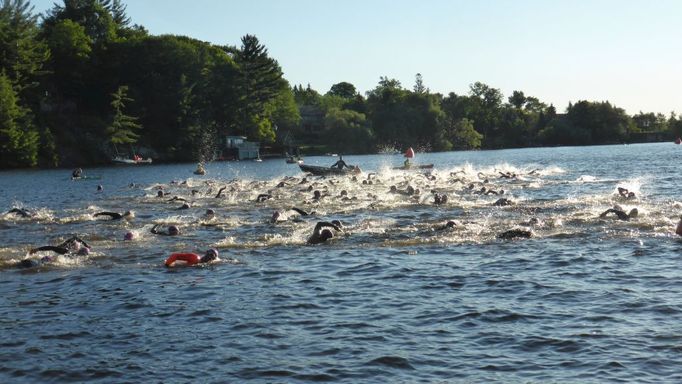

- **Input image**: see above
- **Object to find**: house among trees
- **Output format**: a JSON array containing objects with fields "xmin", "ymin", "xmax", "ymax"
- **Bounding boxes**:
[{"xmin": 221, "ymin": 136, "xmax": 260, "ymax": 160}]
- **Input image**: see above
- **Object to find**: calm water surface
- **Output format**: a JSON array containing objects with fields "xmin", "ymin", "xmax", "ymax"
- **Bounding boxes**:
[{"xmin": 0, "ymin": 143, "xmax": 681, "ymax": 383}]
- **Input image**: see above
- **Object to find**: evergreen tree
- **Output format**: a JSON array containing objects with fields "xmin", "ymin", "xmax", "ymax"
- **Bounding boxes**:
[
  {"xmin": 106, "ymin": 85, "xmax": 141, "ymax": 155},
  {"xmin": 0, "ymin": 0, "xmax": 49, "ymax": 98},
  {"xmin": 235, "ymin": 34, "xmax": 286, "ymax": 141}
]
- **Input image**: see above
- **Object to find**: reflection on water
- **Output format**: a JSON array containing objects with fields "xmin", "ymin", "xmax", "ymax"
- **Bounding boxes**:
[{"xmin": 0, "ymin": 143, "xmax": 681, "ymax": 383}]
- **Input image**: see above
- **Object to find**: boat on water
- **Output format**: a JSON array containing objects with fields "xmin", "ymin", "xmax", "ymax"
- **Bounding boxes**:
[
  {"xmin": 71, "ymin": 175, "xmax": 102, "ymax": 181},
  {"xmin": 286, "ymin": 156, "xmax": 303, "ymax": 164},
  {"xmin": 299, "ymin": 164, "xmax": 361, "ymax": 176},
  {"xmin": 392, "ymin": 164, "xmax": 434, "ymax": 170},
  {"xmin": 113, "ymin": 155, "xmax": 152, "ymax": 165}
]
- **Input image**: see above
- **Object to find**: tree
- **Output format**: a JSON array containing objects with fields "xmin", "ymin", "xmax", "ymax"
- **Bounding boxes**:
[
  {"xmin": 0, "ymin": 73, "xmax": 38, "ymax": 167},
  {"xmin": 413, "ymin": 73, "xmax": 427, "ymax": 94},
  {"xmin": 235, "ymin": 34, "xmax": 286, "ymax": 142},
  {"xmin": 101, "ymin": 0, "xmax": 130, "ymax": 28},
  {"xmin": 323, "ymin": 108, "xmax": 374, "ymax": 153},
  {"xmin": 42, "ymin": 0, "xmax": 117, "ymax": 45},
  {"xmin": 508, "ymin": 90, "xmax": 526, "ymax": 109},
  {"xmin": 106, "ymin": 85, "xmax": 141, "ymax": 154},
  {"xmin": 327, "ymin": 81, "xmax": 357, "ymax": 99},
  {"xmin": 0, "ymin": 0, "xmax": 49, "ymax": 98}
]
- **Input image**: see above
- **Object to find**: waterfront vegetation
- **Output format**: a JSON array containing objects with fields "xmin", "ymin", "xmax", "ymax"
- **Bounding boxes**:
[{"xmin": 1, "ymin": 0, "xmax": 681, "ymax": 169}]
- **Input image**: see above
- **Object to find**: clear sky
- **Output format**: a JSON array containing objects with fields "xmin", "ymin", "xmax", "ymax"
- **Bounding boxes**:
[{"xmin": 29, "ymin": 0, "xmax": 682, "ymax": 114}]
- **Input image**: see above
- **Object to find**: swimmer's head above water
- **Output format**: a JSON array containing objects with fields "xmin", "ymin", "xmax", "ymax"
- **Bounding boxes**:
[{"xmin": 200, "ymin": 248, "xmax": 219, "ymax": 263}]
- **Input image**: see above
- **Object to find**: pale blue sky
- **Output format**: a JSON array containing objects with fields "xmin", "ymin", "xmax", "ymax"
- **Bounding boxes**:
[{"xmin": 29, "ymin": 0, "xmax": 682, "ymax": 114}]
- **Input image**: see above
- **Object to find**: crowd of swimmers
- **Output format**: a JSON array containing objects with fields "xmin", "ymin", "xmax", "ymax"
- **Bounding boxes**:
[{"xmin": 6, "ymin": 167, "xmax": 682, "ymax": 269}]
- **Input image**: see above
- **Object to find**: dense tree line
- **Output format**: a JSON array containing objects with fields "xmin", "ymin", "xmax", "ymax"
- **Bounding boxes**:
[
  {"xmin": 0, "ymin": 0, "xmax": 678, "ymax": 168},
  {"xmin": 293, "ymin": 75, "xmax": 680, "ymax": 155},
  {"xmin": 0, "ymin": 0, "xmax": 298, "ymax": 168}
]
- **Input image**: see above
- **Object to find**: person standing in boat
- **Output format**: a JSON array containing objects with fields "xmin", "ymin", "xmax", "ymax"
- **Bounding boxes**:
[{"xmin": 331, "ymin": 155, "xmax": 349, "ymax": 169}]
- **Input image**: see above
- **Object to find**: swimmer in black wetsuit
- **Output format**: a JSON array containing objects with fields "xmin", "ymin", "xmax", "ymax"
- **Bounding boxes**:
[
  {"xmin": 617, "ymin": 187, "xmax": 636, "ymax": 200},
  {"xmin": 677, "ymin": 216, "xmax": 682, "ymax": 236},
  {"xmin": 599, "ymin": 207, "xmax": 638, "ymax": 221},
  {"xmin": 94, "ymin": 211, "xmax": 134, "ymax": 220},
  {"xmin": 498, "ymin": 229, "xmax": 532, "ymax": 239},
  {"xmin": 72, "ymin": 168, "xmax": 82, "ymax": 178},
  {"xmin": 307, "ymin": 221, "xmax": 343, "ymax": 244},
  {"xmin": 271, "ymin": 207, "xmax": 315, "ymax": 223},
  {"xmin": 493, "ymin": 198, "xmax": 513, "ymax": 206},
  {"xmin": 433, "ymin": 193, "xmax": 448, "ymax": 205},
  {"xmin": 6, "ymin": 208, "xmax": 34, "ymax": 218},
  {"xmin": 151, "ymin": 224, "xmax": 180, "ymax": 236},
  {"xmin": 435, "ymin": 220, "xmax": 458, "ymax": 231},
  {"xmin": 256, "ymin": 194, "xmax": 272, "ymax": 202},
  {"xmin": 29, "ymin": 235, "xmax": 91, "ymax": 255},
  {"xmin": 215, "ymin": 186, "xmax": 227, "ymax": 198}
]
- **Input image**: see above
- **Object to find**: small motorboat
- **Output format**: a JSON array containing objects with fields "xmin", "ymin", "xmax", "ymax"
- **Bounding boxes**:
[
  {"xmin": 113, "ymin": 155, "xmax": 153, "ymax": 165},
  {"xmin": 392, "ymin": 163, "xmax": 434, "ymax": 170},
  {"xmin": 299, "ymin": 164, "xmax": 361, "ymax": 176}
]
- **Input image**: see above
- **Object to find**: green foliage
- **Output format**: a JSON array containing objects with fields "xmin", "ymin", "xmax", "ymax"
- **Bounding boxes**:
[
  {"xmin": 43, "ymin": 0, "xmax": 117, "ymax": 45},
  {"xmin": 107, "ymin": 85, "xmax": 140, "ymax": 147},
  {"xmin": 327, "ymin": 81, "xmax": 357, "ymax": 98},
  {"xmin": 0, "ymin": 0, "xmax": 49, "ymax": 97},
  {"xmin": 323, "ymin": 108, "xmax": 374, "ymax": 153},
  {"xmin": 0, "ymin": 73, "xmax": 37, "ymax": 166},
  {"xmin": 235, "ymin": 34, "xmax": 286, "ymax": 142}
]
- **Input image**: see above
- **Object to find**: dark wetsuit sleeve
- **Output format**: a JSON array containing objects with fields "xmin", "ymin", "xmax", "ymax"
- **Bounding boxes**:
[
  {"xmin": 94, "ymin": 212, "xmax": 122, "ymax": 220},
  {"xmin": 215, "ymin": 187, "xmax": 226, "ymax": 198},
  {"xmin": 290, "ymin": 208, "xmax": 310, "ymax": 216},
  {"xmin": 30, "ymin": 246, "xmax": 68, "ymax": 255}
]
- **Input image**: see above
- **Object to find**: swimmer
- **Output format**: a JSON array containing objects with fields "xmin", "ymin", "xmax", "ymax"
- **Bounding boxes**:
[
  {"xmin": 94, "ymin": 210, "xmax": 134, "ymax": 220},
  {"xmin": 499, "ymin": 171, "xmax": 517, "ymax": 179},
  {"xmin": 256, "ymin": 193, "xmax": 272, "ymax": 202},
  {"xmin": 270, "ymin": 207, "xmax": 314, "ymax": 223},
  {"xmin": 164, "ymin": 248, "xmax": 219, "ymax": 267},
  {"xmin": 676, "ymin": 216, "xmax": 682, "ymax": 236},
  {"xmin": 435, "ymin": 220, "xmax": 458, "ymax": 231},
  {"xmin": 493, "ymin": 198, "xmax": 513, "ymax": 206},
  {"xmin": 72, "ymin": 168, "xmax": 82, "ymax": 179},
  {"xmin": 307, "ymin": 221, "xmax": 343, "ymax": 245},
  {"xmin": 151, "ymin": 224, "xmax": 180, "ymax": 236},
  {"xmin": 29, "ymin": 235, "xmax": 91, "ymax": 255},
  {"xmin": 96, "ymin": 184, "xmax": 103, "ymax": 192},
  {"xmin": 6, "ymin": 208, "xmax": 34, "ymax": 218},
  {"xmin": 177, "ymin": 202, "xmax": 191, "ymax": 210},
  {"xmin": 168, "ymin": 196, "xmax": 188, "ymax": 202},
  {"xmin": 433, "ymin": 193, "xmax": 448, "ymax": 205},
  {"xmin": 123, "ymin": 231, "xmax": 136, "ymax": 241},
  {"xmin": 617, "ymin": 187, "xmax": 636, "ymax": 200},
  {"xmin": 599, "ymin": 207, "xmax": 638, "ymax": 221},
  {"xmin": 498, "ymin": 229, "xmax": 532, "ymax": 239},
  {"xmin": 156, "ymin": 190, "xmax": 169, "ymax": 197},
  {"xmin": 215, "ymin": 186, "xmax": 227, "ymax": 198},
  {"xmin": 203, "ymin": 209, "xmax": 216, "ymax": 220}
]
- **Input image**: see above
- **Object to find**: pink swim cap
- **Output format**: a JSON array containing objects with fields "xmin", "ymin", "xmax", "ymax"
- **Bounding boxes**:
[{"xmin": 124, "ymin": 232, "xmax": 135, "ymax": 241}]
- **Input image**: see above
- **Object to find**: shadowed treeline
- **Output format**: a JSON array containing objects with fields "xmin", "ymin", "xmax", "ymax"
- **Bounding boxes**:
[{"xmin": 1, "ymin": 0, "xmax": 680, "ymax": 169}]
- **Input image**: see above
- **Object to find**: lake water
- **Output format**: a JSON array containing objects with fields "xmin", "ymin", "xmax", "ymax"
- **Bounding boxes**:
[{"xmin": 0, "ymin": 142, "xmax": 681, "ymax": 383}]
